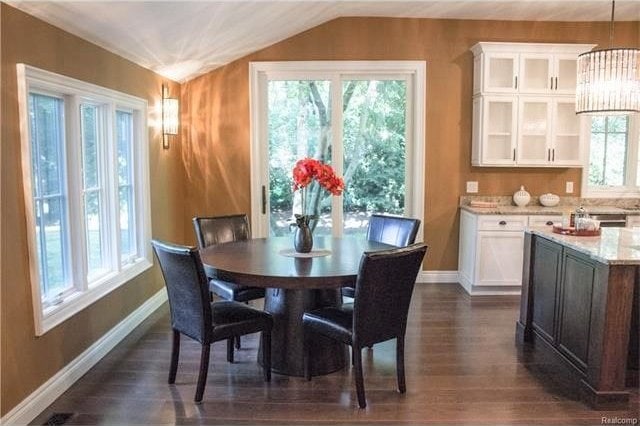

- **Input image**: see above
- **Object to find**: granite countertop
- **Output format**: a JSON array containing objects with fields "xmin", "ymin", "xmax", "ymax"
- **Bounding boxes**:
[
  {"xmin": 460, "ymin": 196, "xmax": 640, "ymax": 216},
  {"xmin": 528, "ymin": 227, "xmax": 640, "ymax": 265},
  {"xmin": 460, "ymin": 205, "xmax": 640, "ymax": 215}
]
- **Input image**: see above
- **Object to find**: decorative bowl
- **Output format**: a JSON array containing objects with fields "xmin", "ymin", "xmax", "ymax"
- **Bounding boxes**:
[{"xmin": 539, "ymin": 193, "xmax": 560, "ymax": 207}]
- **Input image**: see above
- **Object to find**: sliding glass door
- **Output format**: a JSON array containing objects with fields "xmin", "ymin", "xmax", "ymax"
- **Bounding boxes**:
[{"xmin": 251, "ymin": 62, "xmax": 425, "ymax": 239}]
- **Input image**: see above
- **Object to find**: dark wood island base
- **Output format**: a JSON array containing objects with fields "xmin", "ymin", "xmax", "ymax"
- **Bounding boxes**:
[{"xmin": 516, "ymin": 231, "xmax": 639, "ymax": 409}]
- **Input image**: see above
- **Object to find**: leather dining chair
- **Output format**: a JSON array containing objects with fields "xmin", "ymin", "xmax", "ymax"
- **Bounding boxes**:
[
  {"xmin": 193, "ymin": 214, "xmax": 266, "ymax": 355},
  {"xmin": 303, "ymin": 243, "xmax": 428, "ymax": 408},
  {"xmin": 151, "ymin": 239, "xmax": 273, "ymax": 403},
  {"xmin": 342, "ymin": 214, "xmax": 421, "ymax": 299}
]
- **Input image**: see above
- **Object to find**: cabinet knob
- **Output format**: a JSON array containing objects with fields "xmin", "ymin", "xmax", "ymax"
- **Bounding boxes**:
[
  {"xmin": 499, "ymin": 220, "xmax": 507, "ymax": 225},
  {"xmin": 546, "ymin": 221, "xmax": 554, "ymax": 226}
]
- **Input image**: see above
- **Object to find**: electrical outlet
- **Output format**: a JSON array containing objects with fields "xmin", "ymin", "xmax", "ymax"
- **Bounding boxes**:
[
  {"xmin": 566, "ymin": 181, "xmax": 574, "ymax": 194},
  {"xmin": 466, "ymin": 181, "xmax": 479, "ymax": 193}
]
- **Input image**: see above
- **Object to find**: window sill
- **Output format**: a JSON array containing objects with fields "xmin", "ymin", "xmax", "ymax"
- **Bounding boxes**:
[
  {"xmin": 583, "ymin": 188, "xmax": 640, "ymax": 199},
  {"xmin": 37, "ymin": 258, "xmax": 152, "ymax": 336}
]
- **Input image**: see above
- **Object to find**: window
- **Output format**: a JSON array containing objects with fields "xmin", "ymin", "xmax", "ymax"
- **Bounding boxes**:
[
  {"xmin": 249, "ymin": 61, "xmax": 425, "ymax": 239},
  {"xmin": 17, "ymin": 65, "xmax": 152, "ymax": 335},
  {"xmin": 583, "ymin": 114, "xmax": 640, "ymax": 197}
]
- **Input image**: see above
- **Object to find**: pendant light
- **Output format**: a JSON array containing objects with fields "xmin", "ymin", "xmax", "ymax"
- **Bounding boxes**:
[{"xmin": 576, "ymin": 1, "xmax": 640, "ymax": 114}]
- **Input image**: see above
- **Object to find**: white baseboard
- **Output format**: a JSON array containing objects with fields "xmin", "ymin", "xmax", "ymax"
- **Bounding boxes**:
[
  {"xmin": 417, "ymin": 270, "xmax": 458, "ymax": 283},
  {"xmin": 1, "ymin": 288, "xmax": 167, "ymax": 426}
]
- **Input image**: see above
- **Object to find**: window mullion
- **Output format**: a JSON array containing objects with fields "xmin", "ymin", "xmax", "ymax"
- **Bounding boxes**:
[
  {"xmin": 106, "ymin": 102, "xmax": 120, "ymax": 271},
  {"xmin": 331, "ymin": 74, "xmax": 343, "ymax": 238},
  {"xmin": 132, "ymin": 109, "xmax": 146, "ymax": 261},
  {"xmin": 66, "ymin": 94, "xmax": 89, "ymax": 292},
  {"xmin": 627, "ymin": 116, "xmax": 639, "ymax": 188},
  {"xmin": 404, "ymin": 74, "xmax": 415, "ymax": 216}
]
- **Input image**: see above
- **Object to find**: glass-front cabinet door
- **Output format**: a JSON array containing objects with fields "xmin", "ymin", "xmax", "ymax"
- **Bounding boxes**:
[
  {"xmin": 482, "ymin": 96, "xmax": 517, "ymax": 164},
  {"xmin": 520, "ymin": 55, "xmax": 552, "ymax": 94},
  {"xmin": 554, "ymin": 55, "xmax": 579, "ymax": 94},
  {"xmin": 517, "ymin": 97, "xmax": 551, "ymax": 165},
  {"xmin": 484, "ymin": 54, "xmax": 518, "ymax": 93},
  {"xmin": 551, "ymin": 98, "xmax": 582, "ymax": 165}
]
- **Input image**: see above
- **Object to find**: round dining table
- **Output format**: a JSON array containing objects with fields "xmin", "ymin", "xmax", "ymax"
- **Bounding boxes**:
[{"xmin": 199, "ymin": 235, "xmax": 394, "ymax": 377}]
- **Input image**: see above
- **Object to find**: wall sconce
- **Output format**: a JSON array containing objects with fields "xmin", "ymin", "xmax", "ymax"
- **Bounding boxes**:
[{"xmin": 162, "ymin": 84, "xmax": 179, "ymax": 149}]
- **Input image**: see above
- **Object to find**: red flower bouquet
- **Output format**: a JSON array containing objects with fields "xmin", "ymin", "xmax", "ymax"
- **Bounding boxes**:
[
  {"xmin": 292, "ymin": 158, "xmax": 344, "ymax": 221},
  {"xmin": 291, "ymin": 158, "xmax": 343, "ymax": 252}
]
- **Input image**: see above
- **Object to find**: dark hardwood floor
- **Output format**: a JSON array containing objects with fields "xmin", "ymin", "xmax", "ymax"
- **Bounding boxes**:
[{"xmin": 33, "ymin": 284, "xmax": 639, "ymax": 425}]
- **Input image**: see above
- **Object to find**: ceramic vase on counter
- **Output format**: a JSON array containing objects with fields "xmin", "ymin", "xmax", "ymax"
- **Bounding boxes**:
[{"xmin": 513, "ymin": 186, "xmax": 531, "ymax": 207}]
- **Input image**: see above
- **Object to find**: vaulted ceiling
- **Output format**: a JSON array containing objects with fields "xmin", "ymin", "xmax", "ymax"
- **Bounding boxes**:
[{"xmin": 8, "ymin": 1, "xmax": 640, "ymax": 82}]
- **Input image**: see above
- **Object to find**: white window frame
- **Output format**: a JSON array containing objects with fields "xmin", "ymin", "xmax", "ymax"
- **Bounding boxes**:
[
  {"xmin": 249, "ymin": 61, "xmax": 426, "ymax": 241},
  {"xmin": 17, "ymin": 64, "xmax": 152, "ymax": 336},
  {"xmin": 582, "ymin": 114, "xmax": 640, "ymax": 198}
]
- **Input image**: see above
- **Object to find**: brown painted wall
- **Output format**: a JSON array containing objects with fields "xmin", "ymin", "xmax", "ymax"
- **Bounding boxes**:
[
  {"xmin": 181, "ymin": 17, "xmax": 639, "ymax": 270},
  {"xmin": 0, "ymin": 4, "xmax": 185, "ymax": 415}
]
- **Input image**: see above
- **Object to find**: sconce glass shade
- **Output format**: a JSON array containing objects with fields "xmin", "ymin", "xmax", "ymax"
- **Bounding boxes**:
[
  {"xmin": 162, "ymin": 97, "xmax": 179, "ymax": 135},
  {"xmin": 576, "ymin": 48, "xmax": 640, "ymax": 114}
]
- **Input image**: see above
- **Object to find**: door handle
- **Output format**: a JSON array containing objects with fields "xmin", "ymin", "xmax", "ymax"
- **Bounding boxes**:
[
  {"xmin": 552, "ymin": 149, "xmax": 555, "ymax": 162},
  {"xmin": 514, "ymin": 76, "xmax": 518, "ymax": 89},
  {"xmin": 547, "ymin": 149, "xmax": 550, "ymax": 161},
  {"xmin": 555, "ymin": 77, "xmax": 558, "ymax": 90},
  {"xmin": 550, "ymin": 77, "xmax": 553, "ymax": 90},
  {"xmin": 261, "ymin": 185, "xmax": 266, "ymax": 215}
]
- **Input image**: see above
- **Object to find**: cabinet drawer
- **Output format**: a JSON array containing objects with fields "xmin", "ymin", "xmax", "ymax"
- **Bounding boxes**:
[
  {"xmin": 529, "ymin": 215, "xmax": 562, "ymax": 228},
  {"xmin": 478, "ymin": 215, "xmax": 527, "ymax": 231}
]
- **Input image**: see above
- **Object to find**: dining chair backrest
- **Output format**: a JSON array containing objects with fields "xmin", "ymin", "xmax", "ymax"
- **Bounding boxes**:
[
  {"xmin": 353, "ymin": 243, "xmax": 427, "ymax": 347},
  {"xmin": 151, "ymin": 240, "xmax": 212, "ymax": 344},
  {"xmin": 192, "ymin": 214, "xmax": 250, "ymax": 249},
  {"xmin": 366, "ymin": 214, "xmax": 421, "ymax": 247}
]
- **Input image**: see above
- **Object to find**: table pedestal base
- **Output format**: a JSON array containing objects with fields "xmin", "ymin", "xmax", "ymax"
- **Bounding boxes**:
[{"xmin": 259, "ymin": 288, "xmax": 348, "ymax": 377}]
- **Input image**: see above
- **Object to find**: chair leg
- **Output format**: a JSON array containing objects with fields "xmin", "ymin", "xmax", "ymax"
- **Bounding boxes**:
[
  {"xmin": 262, "ymin": 330, "xmax": 271, "ymax": 382},
  {"xmin": 226, "ymin": 338, "xmax": 234, "ymax": 363},
  {"xmin": 304, "ymin": 331, "xmax": 312, "ymax": 381},
  {"xmin": 353, "ymin": 345, "xmax": 366, "ymax": 409},
  {"xmin": 235, "ymin": 336, "xmax": 241, "ymax": 350},
  {"xmin": 168, "ymin": 330, "xmax": 180, "ymax": 384},
  {"xmin": 195, "ymin": 344, "xmax": 211, "ymax": 403},
  {"xmin": 396, "ymin": 335, "xmax": 406, "ymax": 394}
]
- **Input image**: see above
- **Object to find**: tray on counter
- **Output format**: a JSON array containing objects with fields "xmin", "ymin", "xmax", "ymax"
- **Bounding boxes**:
[{"xmin": 552, "ymin": 225, "xmax": 601, "ymax": 237}]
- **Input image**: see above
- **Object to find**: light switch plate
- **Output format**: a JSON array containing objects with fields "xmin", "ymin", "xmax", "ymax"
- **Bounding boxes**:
[
  {"xmin": 566, "ymin": 181, "xmax": 574, "ymax": 193},
  {"xmin": 466, "ymin": 181, "xmax": 479, "ymax": 193}
]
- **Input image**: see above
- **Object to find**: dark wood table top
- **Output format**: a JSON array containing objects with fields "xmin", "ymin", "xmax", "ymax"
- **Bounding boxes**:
[{"xmin": 199, "ymin": 236, "xmax": 394, "ymax": 289}]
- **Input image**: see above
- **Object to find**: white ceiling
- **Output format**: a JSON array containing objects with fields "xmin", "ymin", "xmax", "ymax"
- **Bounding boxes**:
[{"xmin": 9, "ymin": 1, "xmax": 640, "ymax": 82}]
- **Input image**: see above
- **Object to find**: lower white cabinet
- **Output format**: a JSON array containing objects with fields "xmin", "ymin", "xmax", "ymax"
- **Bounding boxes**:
[
  {"xmin": 458, "ymin": 211, "xmax": 561, "ymax": 295},
  {"xmin": 627, "ymin": 215, "xmax": 640, "ymax": 228}
]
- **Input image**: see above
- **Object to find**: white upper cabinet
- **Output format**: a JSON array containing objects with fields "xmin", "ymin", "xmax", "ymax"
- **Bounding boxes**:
[{"xmin": 471, "ymin": 42, "xmax": 595, "ymax": 167}]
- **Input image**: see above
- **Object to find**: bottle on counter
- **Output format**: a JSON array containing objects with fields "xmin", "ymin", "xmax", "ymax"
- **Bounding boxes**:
[
  {"xmin": 574, "ymin": 206, "xmax": 590, "ymax": 231},
  {"xmin": 562, "ymin": 208, "xmax": 572, "ymax": 229}
]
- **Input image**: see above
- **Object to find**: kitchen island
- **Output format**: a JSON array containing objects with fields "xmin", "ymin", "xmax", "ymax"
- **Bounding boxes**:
[{"xmin": 516, "ymin": 227, "xmax": 639, "ymax": 408}]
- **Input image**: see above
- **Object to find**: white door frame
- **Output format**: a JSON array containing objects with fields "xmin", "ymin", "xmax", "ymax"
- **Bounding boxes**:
[{"xmin": 249, "ymin": 61, "xmax": 426, "ymax": 240}]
